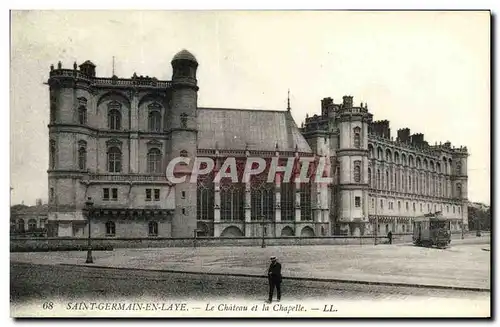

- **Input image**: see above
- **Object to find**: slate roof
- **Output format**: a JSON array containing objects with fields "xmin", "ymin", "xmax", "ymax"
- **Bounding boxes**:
[{"xmin": 197, "ymin": 108, "xmax": 312, "ymax": 153}]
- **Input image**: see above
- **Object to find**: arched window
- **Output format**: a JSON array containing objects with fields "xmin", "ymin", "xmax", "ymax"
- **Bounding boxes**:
[
  {"xmin": 368, "ymin": 168, "xmax": 372, "ymax": 188},
  {"xmin": 148, "ymin": 111, "xmax": 161, "ymax": 132},
  {"xmin": 197, "ymin": 173, "xmax": 215, "ymax": 222},
  {"xmin": 107, "ymin": 147, "xmax": 122, "ymax": 173},
  {"xmin": 457, "ymin": 183, "xmax": 462, "ymax": 197},
  {"xmin": 385, "ymin": 171, "xmax": 389, "ymax": 189},
  {"xmin": 402, "ymin": 224, "xmax": 406, "ymax": 233},
  {"xmin": 377, "ymin": 169, "xmax": 381, "ymax": 189},
  {"xmin": 250, "ymin": 179, "xmax": 275, "ymax": 221},
  {"xmin": 353, "ymin": 127, "xmax": 361, "ymax": 148},
  {"xmin": 456, "ymin": 162, "xmax": 462, "ymax": 175},
  {"xmin": 148, "ymin": 221, "xmax": 158, "ymax": 236},
  {"xmin": 220, "ymin": 182, "xmax": 245, "ymax": 221},
  {"xmin": 280, "ymin": 183, "xmax": 295, "ymax": 221},
  {"xmin": 300, "ymin": 183, "xmax": 312, "ymax": 221},
  {"xmin": 105, "ymin": 221, "xmax": 116, "ymax": 236},
  {"xmin": 354, "ymin": 161, "xmax": 361, "ymax": 183},
  {"xmin": 147, "ymin": 148, "xmax": 162, "ymax": 173},
  {"xmin": 108, "ymin": 109, "xmax": 121, "ymax": 130},
  {"xmin": 78, "ymin": 146, "xmax": 87, "ymax": 170},
  {"xmin": 78, "ymin": 106, "xmax": 87, "ymax": 125},
  {"xmin": 49, "ymin": 140, "xmax": 56, "ymax": 169},
  {"xmin": 16, "ymin": 219, "xmax": 25, "ymax": 233},
  {"xmin": 28, "ymin": 219, "xmax": 37, "ymax": 231}
]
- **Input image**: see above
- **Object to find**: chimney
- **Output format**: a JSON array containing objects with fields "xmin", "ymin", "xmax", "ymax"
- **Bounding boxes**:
[
  {"xmin": 321, "ymin": 97, "xmax": 334, "ymax": 116},
  {"xmin": 397, "ymin": 128, "xmax": 411, "ymax": 143},
  {"xmin": 342, "ymin": 95, "xmax": 353, "ymax": 108}
]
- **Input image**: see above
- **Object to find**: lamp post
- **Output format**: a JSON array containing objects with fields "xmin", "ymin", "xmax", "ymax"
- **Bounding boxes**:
[
  {"xmin": 261, "ymin": 216, "xmax": 267, "ymax": 248},
  {"xmin": 84, "ymin": 197, "xmax": 94, "ymax": 264}
]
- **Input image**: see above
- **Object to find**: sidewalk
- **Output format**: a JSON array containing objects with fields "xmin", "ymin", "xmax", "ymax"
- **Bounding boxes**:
[{"xmin": 11, "ymin": 240, "xmax": 490, "ymax": 291}]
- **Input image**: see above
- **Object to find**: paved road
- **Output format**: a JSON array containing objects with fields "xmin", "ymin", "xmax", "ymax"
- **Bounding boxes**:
[
  {"xmin": 11, "ymin": 242, "xmax": 490, "ymax": 289},
  {"xmin": 11, "ymin": 262, "xmax": 489, "ymax": 304}
]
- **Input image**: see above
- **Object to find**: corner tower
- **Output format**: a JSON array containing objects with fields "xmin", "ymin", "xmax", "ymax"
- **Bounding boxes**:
[
  {"xmin": 168, "ymin": 49, "xmax": 199, "ymax": 237},
  {"xmin": 335, "ymin": 96, "xmax": 371, "ymax": 236}
]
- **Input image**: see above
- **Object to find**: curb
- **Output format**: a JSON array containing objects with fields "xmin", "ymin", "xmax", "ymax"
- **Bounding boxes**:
[{"xmin": 59, "ymin": 263, "xmax": 490, "ymax": 293}]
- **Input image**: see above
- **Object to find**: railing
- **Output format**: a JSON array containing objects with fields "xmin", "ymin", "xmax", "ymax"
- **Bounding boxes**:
[
  {"xmin": 338, "ymin": 107, "xmax": 368, "ymax": 114},
  {"xmin": 49, "ymin": 69, "xmax": 172, "ymax": 89},
  {"xmin": 87, "ymin": 173, "xmax": 169, "ymax": 182}
]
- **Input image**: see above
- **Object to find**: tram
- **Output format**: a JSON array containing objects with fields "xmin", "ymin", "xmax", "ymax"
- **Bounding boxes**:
[{"xmin": 412, "ymin": 212, "xmax": 451, "ymax": 248}]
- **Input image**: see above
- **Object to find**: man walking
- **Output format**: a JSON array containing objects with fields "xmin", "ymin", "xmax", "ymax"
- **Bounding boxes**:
[{"xmin": 266, "ymin": 256, "xmax": 282, "ymax": 303}]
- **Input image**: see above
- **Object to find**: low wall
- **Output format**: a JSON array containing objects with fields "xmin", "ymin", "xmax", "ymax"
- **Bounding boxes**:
[{"xmin": 10, "ymin": 232, "xmax": 482, "ymax": 252}]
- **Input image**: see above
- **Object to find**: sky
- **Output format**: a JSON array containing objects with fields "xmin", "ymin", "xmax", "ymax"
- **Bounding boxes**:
[{"xmin": 9, "ymin": 10, "xmax": 490, "ymax": 206}]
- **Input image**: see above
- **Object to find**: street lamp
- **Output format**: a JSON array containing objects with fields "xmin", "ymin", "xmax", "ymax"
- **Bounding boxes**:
[
  {"xmin": 84, "ymin": 197, "xmax": 94, "ymax": 264},
  {"xmin": 261, "ymin": 216, "xmax": 267, "ymax": 248}
]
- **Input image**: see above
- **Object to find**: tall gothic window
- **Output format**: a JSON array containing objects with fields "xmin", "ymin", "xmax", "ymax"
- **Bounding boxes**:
[
  {"xmin": 148, "ymin": 111, "xmax": 161, "ymax": 132},
  {"xmin": 49, "ymin": 140, "xmax": 56, "ymax": 169},
  {"xmin": 107, "ymin": 147, "xmax": 122, "ymax": 173},
  {"xmin": 353, "ymin": 127, "xmax": 361, "ymax": 148},
  {"xmin": 251, "ymin": 178, "xmax": 275, "ymax": 221},
  {"xmin": 300, "ymin": 183, "xmax": 312, "ymax": 221},
  {"xmin": 197, "ymin": 173, "xmax": 215, "ymax": 221},
  {"xmin": 147, "ymin": 148, "xmax": 162, "ymax": 173},
  {"xmin": 78, "ymin": 144, "xmax": 87, "ymax": 170},
  {"xmin": 280, "ymin": 183, "xmax": 295, "ymax": 221},
  {"xmin": 220, "ymin": 182, "xmax": 244, "ymax": 221},
  {"xmin": 78, "ymin": 106, "xmax": 87, "ymax": 125},
  {"xmin": 368, "ymin": 168, "xmax": 372, "ymax": 188},
  {"xmin": 354, "ymin": 161, "xmax": 361, "ymax": 183},
  {"xmin": 385, "ymin": 171, "xmax": 389, "ymax": 189},
  {"xmin": 456, "ymin": 162, "xmax": 462, "ymax": 175},
  {"xmin": 456, "ymin": 183, "xmax": 462, "ymax": 198}
]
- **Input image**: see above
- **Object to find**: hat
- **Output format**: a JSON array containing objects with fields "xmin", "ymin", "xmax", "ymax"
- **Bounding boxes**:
[{"xmin": 270, "ymin": 256, "xmax": 277, "ymax": 260}]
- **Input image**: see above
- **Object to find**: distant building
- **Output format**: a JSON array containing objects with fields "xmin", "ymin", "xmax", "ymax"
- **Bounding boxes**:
[
  {"xmin": 11, "ymin": 202, "xmax": 48, "ymax": 236},
  {"xmin": 47, "ymin": 50, "xmax": 469, "ymax": 238}
]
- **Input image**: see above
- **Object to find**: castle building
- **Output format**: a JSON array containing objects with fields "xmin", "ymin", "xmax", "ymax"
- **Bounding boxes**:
[{"xmin": 47, "ymin": 50, "xmax": 469, "ymax": 238}]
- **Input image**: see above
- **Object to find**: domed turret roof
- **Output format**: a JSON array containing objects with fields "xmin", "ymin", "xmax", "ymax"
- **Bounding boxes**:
[{"xmin": 172, "ymin": 49, "xmax": 198, "ymax": 63}]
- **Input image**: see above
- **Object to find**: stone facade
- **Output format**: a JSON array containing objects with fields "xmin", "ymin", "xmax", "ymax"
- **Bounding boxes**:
[
  {"xmin": 47, "ymin": 50, "xmax": 469, "ymax": 239},
  {"xmin": 302, "ymin": 97, "xmax": 469, "ymax": 237}
]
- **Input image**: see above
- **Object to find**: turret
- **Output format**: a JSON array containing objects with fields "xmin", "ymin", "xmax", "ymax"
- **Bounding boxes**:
[{"xmin": 168, "ymin": 49, "xmax": 199, "ymax": 238}]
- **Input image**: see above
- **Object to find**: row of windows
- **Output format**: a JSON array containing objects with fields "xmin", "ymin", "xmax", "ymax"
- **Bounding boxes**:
[
  {"xmin": 52, "ymin": 99, "xmax": 170, "ymax": 132},
  {"xmin": 367, "ymin": 167, "xmax": 462, "ymax": 197},
  {"xmin": 105, "ymin": 221, "xmax": 159, "ymax": 236},
  {"xmin": 371, "ymin": 198, "xmax": 462, "ymax": 214},
  {"xmin": 14, "ymin": 219, "xmax": 38, "ymax": 232},
  {"xmin": 102, "ymin": 188, "xmax": 162, "ymax": 201},
  {"xmin": 50, "ymin": 143, "xmax": 185, "ymax": 173},
  {"xmin": 197, "ymin": 181, "xmax": 312, "ymax": 222},
  {"xmin": 368, "ymin": 145, "xmax": 462, "ymax": 175}
]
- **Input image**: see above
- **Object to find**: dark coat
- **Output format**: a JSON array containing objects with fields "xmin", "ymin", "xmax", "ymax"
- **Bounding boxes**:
[{"xmin": 268, "ymin": 261, "xmax": 282, "ymax": 282}]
